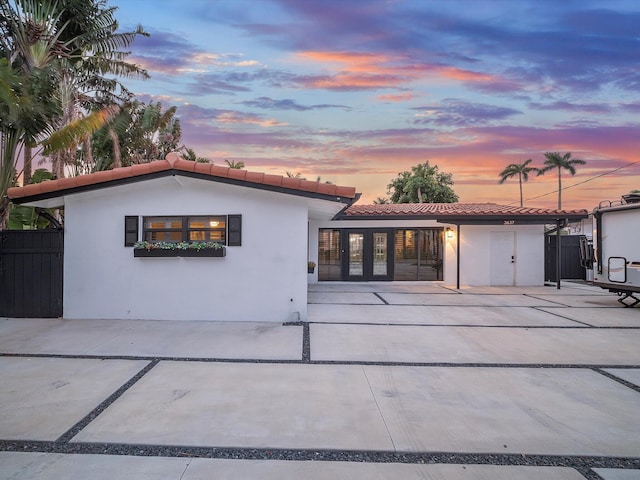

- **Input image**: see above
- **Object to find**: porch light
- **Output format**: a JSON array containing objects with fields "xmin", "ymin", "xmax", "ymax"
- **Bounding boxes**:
[
  {"xmin": 209, "ymin": 221, "xmax": 219, "ymax": 227},
  {"xmin": 446, "ymin": 227, "xmax": 454, "ymax": 239}
]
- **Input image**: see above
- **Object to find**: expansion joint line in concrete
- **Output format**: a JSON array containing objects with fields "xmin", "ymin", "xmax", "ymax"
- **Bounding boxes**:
[
  {"xmin": 0, "ymin": 441, "xmax": 639, "ymax": 472},
  {"xmin": 54, "ymin": 360, "xmax": 160, "ymax": 443},
  {"xmin": 361, "ymin": 366, "xmax": 396, "ymax": 451}
]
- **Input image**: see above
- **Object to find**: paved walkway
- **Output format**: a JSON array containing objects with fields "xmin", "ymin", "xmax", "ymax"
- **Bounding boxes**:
[{"xmin": 1, "ymin": 282, "xmax": 639, "ymax": 479}]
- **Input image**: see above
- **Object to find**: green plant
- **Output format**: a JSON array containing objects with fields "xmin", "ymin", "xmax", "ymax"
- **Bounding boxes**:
[
  {"xmin": 308, "ymin": 261, "xmax": 316, "ymax": 268},
  {"xmin": 133, "ymin": 241, "xmax": 223, "ymax": 251}
]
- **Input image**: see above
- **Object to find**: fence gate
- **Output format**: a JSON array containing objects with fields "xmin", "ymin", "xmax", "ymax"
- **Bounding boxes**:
[
  {"xmin": 0, "ymin": 230, "xmax": 63, "ymax": 317},
  {"xmin": 544, "ymin": 234, "xmax": 585, "ymax": 282}
]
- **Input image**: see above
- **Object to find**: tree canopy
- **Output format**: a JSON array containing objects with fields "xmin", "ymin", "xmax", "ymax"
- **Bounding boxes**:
[
  {"xmin": 0, "ymin": 0, "xmax": 147, "ymax": 226},
  {"xmin": 498, "ymin": 159, "xmax": 539, "ymax": 207},
  {"xmin": 538, "ymin": 152, "xmax": 586, "ymax": 209},
  {"xmin": 387, "ymin": 161, "xmax": 458, "ymax": 203}
]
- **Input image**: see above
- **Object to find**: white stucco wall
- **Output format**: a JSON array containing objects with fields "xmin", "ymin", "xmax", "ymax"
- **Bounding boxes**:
[
  {"xmin": 308, "ymin": 220, "xmax": 545, "ymax": 286},
  {"xmin": 457, "ymin": 224, "xmax": 544, "ymax": 286},
  {"xmin": 63, "ymin": 176, "xmax": 309, "ymax": 321}
]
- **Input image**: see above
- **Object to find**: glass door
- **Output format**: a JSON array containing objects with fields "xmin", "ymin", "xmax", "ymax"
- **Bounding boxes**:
[
  {"xmin": 348, "ymin": 232, "xmax": 364, "ymax": 277},
  {"xmin": 344, "ymin": 230, "xmax": 393, "ymax": 281},
  {"xmin": 318, "ymin": 229, "xmax": 342, "ymax": 281},
  {"xmin": 372, "ymin": 232, "xmax": 388, "ymax": 276},
  {"xmin": 394, "ymin": 229, "xmax": 443, "ymax": 281}
]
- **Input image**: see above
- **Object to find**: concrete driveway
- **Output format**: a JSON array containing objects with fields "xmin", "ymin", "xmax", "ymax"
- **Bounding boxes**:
[{"xmin": 1, "ymin": 282, "xmax": 639, "ymax": 479}]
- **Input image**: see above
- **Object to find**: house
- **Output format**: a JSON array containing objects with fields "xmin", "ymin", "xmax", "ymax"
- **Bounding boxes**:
[
  {"xmin": 7, "ymin": 153, "xmax": 356, "ymax": 322},
  {"xmin": 308, "ymin": 203, "xmax": 588, "ymax": 288},
  {"xmin": 8, "ymin": 155, "xmax": 588, "ymax": 321}
]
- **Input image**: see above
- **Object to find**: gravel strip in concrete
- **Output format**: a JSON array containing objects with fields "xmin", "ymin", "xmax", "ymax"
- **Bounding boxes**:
[
  {"xmin": 308, "ymin": 292, "xmax": 387, "ymax": 304},
  {"xmin": 536, "ymin": 308, "xmax": 640, "ymax": 327},
  {"xmin": 0, "ymin": 452, "xmax": 592, "ymax": 480},
  {"xmin": 601, "ymin": 369, "xmax": 640, "ymax": 389}
]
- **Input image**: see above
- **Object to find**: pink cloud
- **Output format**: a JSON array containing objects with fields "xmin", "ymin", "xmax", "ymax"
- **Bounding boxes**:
[{"xmin": 377, "ymin": 92, "xmax": 418, "ymax": 102}]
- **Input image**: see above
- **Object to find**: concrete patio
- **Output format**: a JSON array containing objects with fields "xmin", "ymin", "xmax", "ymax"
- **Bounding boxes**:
[{"xmin": 1, "ymin": 282, "xmax": 639, "ymax": 479}]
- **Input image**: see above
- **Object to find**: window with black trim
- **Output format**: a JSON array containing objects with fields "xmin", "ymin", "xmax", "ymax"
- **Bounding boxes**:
[{"xmin": 141, "ymin": 215, "xmax": 241, "ymax": 246}]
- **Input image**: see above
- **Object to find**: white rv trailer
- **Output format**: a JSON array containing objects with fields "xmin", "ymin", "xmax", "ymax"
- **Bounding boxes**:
[{"xmin": 592, "ymin": 194, "xmax": 640, "ymax": 307}]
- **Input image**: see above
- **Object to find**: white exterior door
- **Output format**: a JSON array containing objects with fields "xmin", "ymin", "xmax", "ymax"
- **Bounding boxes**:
[{"xmin": 490, "ymin": 231, "xmax": 515, "ymax": 286}]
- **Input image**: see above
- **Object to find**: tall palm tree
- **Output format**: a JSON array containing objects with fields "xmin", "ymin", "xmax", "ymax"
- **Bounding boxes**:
[
  {"xmin": 46, "ymin": 0, "xmax": 148, "ymax": 177},
  {"xmin": 538, "ymin": 152, "xmax": 586, "ymax": 209},
  {"xmin": 498, "ymin": 159, "xmax": 539, "ymax": 207}
]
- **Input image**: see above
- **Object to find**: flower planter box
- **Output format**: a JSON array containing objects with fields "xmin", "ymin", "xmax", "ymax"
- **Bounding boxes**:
[{"xmin": 134, "ymin": 247, "xmax": 226, "ymax": 258}]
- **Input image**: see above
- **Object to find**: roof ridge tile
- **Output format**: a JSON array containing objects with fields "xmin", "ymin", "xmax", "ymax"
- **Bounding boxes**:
[{"xmin": 7, "ymin": 154, "xmax": 357, "ymax": 202}]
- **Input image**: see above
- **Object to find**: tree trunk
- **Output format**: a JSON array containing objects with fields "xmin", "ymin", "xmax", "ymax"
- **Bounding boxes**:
[
  {"xmin": 557, "ymin": 167, "xmax": 562, "ymax": 209},
  {"xmin": 23, "ymin": 145, "xmax": 32, "ymax": 184},
  {"xmin": 83, "ymin": 137, "xmax": 94, "ymax": 173},
  {"xmin": 518, "ymin": 173, "xmax": 523, "ymax": 207},
  {"xmin": 108, "ymin": 128, "xmax": 121, "ymax": 168},
  {"xmin": 417, "ymin": 186, "xmax": 424, "ymax": 203},
  {"xmin": 51, "ymin": 152, "xmax": 66, "ymax": 179},
  {"xmin": 0, "ymin": 198, "xmax": 9, "ymax": 230}
]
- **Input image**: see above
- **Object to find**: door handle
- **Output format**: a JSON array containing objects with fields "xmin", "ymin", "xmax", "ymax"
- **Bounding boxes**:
[{"xmin": 511, "ymin": 256, "xmax": 515, "ymax": 263}]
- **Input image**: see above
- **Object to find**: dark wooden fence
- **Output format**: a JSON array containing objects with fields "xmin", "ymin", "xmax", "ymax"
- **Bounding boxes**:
[
  {"xmin": 0, "ymin": 230, "xmax": 63, "ymax": 317},
  {"xmin": 544, "ymin": 234, "xmax": 586, "ymax": 282}
]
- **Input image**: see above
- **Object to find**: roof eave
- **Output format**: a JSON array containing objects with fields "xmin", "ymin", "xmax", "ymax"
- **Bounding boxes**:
[
  {"xmin": 336, "ymin": 212, "xmax": 589, "ymax": 224},
  {"xmin": 10, "ymin": 169, "xmax": 355, "ymax": 207}
]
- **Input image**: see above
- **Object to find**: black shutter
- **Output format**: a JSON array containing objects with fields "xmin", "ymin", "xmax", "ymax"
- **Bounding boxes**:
[
  {"xmin": 228, "ymin": 214, "xmax": 242, "ymax": 246},
  {"xmin": 124, "ymin": 216, "xmax": 139, "ymax": 246}
]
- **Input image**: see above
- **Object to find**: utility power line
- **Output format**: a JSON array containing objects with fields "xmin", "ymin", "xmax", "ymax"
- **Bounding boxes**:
[{"xmin": 506, "ymin": 160, "xmax": 640, "ymax": 206}]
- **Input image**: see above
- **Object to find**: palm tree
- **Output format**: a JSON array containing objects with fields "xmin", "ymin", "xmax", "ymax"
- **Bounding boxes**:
[
  {"xmin": 225, "ymin": 159, "xmax": 245, "ymax": 169},
  {"xmin": 538, "ymin": 152, "xmax": 586, "ymax": 209},
  {"xmin": 181, "ymin": 147, "xmax": 209, "ymax": 163},
  {"xmin": 498, "ymin": 159, "xmax": 539, "ymax": 207},
  {"xmin": 0, "ymin": 0, "xmax": 147, "ymax": 180},
  {"xmin": 0, "ymin": 58, "xmax": 59, "ymax": 227}
]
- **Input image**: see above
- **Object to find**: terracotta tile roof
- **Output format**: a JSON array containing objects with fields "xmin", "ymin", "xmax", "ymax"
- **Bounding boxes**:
[
  {"xmin": 342, "ymin": 202, "xmax": 589, "ymax": 219},
  {"xmin": 8, "ymin": 153, "xmax": 357, "ymax": 202}
]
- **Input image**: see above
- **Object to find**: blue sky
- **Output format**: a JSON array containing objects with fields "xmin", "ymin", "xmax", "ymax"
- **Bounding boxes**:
[{"xmin": 110, "ymin": 0, "xmax": 640, "ymax": 208}]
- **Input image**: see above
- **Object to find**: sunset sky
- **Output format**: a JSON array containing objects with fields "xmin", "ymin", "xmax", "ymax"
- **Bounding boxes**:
[{"xmin": 110, "ymin": 0, "xmax": 640, "ymax": 209}]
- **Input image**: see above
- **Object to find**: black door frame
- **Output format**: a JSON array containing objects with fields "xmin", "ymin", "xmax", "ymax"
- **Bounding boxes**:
[{"xmin": 342, "ymin": 228, "xmax": 394, "ymax": 281}]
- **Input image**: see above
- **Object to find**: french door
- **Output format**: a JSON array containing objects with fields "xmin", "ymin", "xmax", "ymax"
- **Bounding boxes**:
[{"xmin": 344, "ymin": 229, "xmax": 393, "ymax": 281}]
